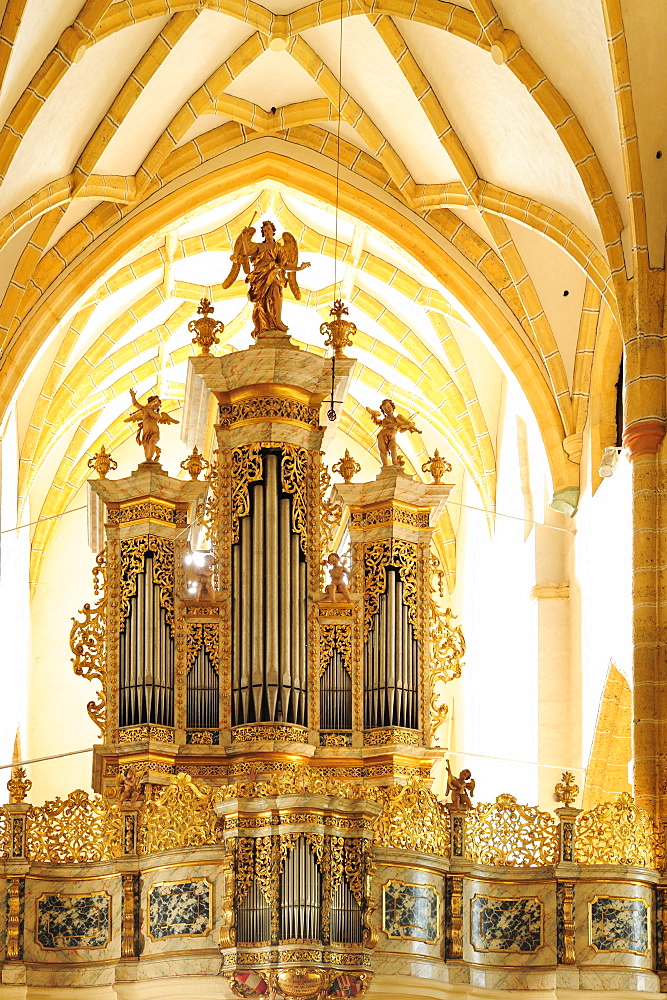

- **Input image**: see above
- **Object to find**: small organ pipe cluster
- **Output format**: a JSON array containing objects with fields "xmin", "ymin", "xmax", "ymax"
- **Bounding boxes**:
[{"xmin": 75, "ymin": 324, "xmax": 459, "ymax": 993}]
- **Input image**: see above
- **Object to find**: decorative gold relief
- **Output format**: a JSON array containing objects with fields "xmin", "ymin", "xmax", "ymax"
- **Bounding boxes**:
[
  {"xmin": 448, "ymin": 876, "xmax": 463, "ymax": 959},
  {"xmin": 350, "ymin": 506, "xmax": 430, "ymax": 529},
  {"xmin": 71, "ymin": 549, "xmax": 107, "ymax": 735},
  {"xmin": 362, "ymin": 540, "xmax": 417, "ymax": 637},
  {"xmin": 231, "ymin": 723, "xmax": 309, "ymax": 743},
  {"xmin": 189, "ymin": 296, "xmax": 224, "ymax": 354},
  {"xmin": 25, "ymin": 789, "xmax": 123, "ymax": 862},
  {"xmin": 108, "ymin": 500, "xmax": 185, "ymax": 525},
  {"xmin": 560, "ymin": 882, "xmax": 575, "ymax": 964},
  {"xmin": 319, "ymin": 622, "xmax": 353, "ymax": 677},
  {"xmin": 116, "ymin": 725, "xmax": 175, "ymax": 743},
  {"xmin": 219, "ymin": 397, "xmax": 320, "ymax": 429},
  {"xmin": 6, "ymin": 878, "xmax": 21, "ymax": 960},
  {"xmin": 363, "ymin": 728, "xmax": 419, "ymax": 746},
  {"xmin": 465, "ymin": 794, "xmax": 559, "ymax": 866},
  {"xmin": 281, "ymin": 443, "xmax": 309, "ymax": 554},
  {"xmin": 574, "ymin": 792, "xmax": 664, "ymax": 868},
  {"xmin": 231, "ymin": 443, "xmax": 263, "ymax": 543},
  {"xmin": 119, "ymin": 536, "xmax": 175, "ymax": 628},
  {"xmin": 185, "ymin": 622, "xmax": 220, "ymax": 673},
  {"xmin": 373, "ymin": 779, "xmax": 449, "ymax": 855},
  {"xmin": 181, "ymin": 445, "xmax": 210, "ymax": 480},
  {"xmin": 139, "ymin": 773, "xmax": 222, "ymax": 854},
  {"xmin": 319, "ymin": 457, "xmax": 343, "ymax": 572},
  {"xmin": 428, "ymin": 553, "xmax": 464, "ymax": 736}
]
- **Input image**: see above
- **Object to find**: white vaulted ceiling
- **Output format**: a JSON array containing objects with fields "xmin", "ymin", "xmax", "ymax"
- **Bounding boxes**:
[{"xmin": 0, "ymin": 0, "xmax": 653, "ymax": 592}]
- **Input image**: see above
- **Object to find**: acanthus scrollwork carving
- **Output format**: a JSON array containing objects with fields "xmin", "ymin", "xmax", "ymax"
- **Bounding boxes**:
[
  {"xmin": 185, "ymin": 622, "xmax": 220, "ymax": 674},
  {"xmin": 230, "ymin": 444, "xmax": 263, "ymax": 544},
  {"xmin": 362, "ymin": 540, "xmax": 417, "ymax": 638},
  {"xmin": 71, "ymin": 549, "xmax": 107, "ymax": 734},
  {"xmin": 319, "ymin": 622, "xmax": 353, "ymax": 677},
  {"xmin": 319, "ymin": 457, "xmax": 342, "ymax": 580},
  {"xmin": 465, "ymin": 794, "xmax": 559, "ymax": 866},
  {"xmin": 574, "ymin": 792, "xmax": 665, "ymax": 869},
  {"xmin": 196, "ymin": 450, "xmax": 223, "ymax": 588},
  {"xmin": 119, "ymin": 536, "xmax": 175, "ymax": 628},
  {"xmin": 138, "ymin": 773, "xmax": 222, "ymax": 854},
  {"xmin": 372, "ymin": 778, "xmax": 449, "ymax": 855},
  {"xmin": 281, "ymin": 443, "xmax": 309, "ymax": 554},
  {"xmin": 25, "ymin": 789, "xmax": 123, "ymax": 862}
]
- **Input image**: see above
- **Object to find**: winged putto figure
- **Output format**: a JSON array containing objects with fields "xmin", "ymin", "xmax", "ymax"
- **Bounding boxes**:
[
  {"xmin": 222, "ymin": 219, "xmax": 310, "ymax": 337},
  {"xmin": 124, "ymin": 389, "xmax": 179, "ymax": 463},
  {"xmin": 366, "ymin": 398, "xmax": 422, "ymax": 467}
]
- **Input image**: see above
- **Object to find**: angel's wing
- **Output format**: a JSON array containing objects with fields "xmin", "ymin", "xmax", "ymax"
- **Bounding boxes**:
[
  {"xmin": 222, "ymin": 229, "xmax": 254, "ymax": 288},
  {"xmin": 279, "ymin": 231, "xmax": 302, "ymax": 300},
  {"xmin": 124, "ymin": 408, "xmax": 143, "ymax": 424},
  {"xmin": 158, "ymin": 411, "xmax": 179, "ymax": 425},
  {"xmin": 467, "ymin": 778, "xmax": 476, "ymax": 796}
]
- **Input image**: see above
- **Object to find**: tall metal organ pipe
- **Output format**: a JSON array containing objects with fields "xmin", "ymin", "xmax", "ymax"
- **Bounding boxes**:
[
  {"xmin": 118, "ymin": 551, "xmax": 174, "ymax": 728},
  {"xmin": 231, "ymin": 450, "xmax": 308, "ymax": 726},
  {"xmin": 364, "ymin": 566, "xmax": 418, "ymax": 729}
]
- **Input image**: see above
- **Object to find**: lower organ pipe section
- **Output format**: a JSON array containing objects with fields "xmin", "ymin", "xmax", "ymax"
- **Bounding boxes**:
[
  {"xmin": 364, "ymin": 567, "xmax": 418, "ymax": 729},
  {"xmin": 119, "ymin": 552, "xmax": 174, "ymax": 727},
  {"xmin": 186, "ymin": 647, "xmax": 219, "ymax": 729},
  {"xmin": 320, "ymin": 650, "xmax": 352, "ymax": 729},
  {"xmin": 330, "ymin": 878, "xmax": 362, "ymax": 944},
  {"xmin": 231, "ymin": 451, "xmax": 307, "ymax": 726},
  {"xmin": 281, "ymin": 837, "xmax": 321, "ymax": 942},
  {"xmin": 237, "ymin": 880, "xmax": 271, "ymax": 945}
]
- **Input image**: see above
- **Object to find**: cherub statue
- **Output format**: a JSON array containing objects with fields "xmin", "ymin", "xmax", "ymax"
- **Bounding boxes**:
[
  {"xmin": 125, "ymin": 389, "xmax": 178, "ymax": 462},
  {"xmin": 222, "ymin": 219, "xmax": 310, "ymax": 337},
  {"xmin": 118, "ymin": 767, "xmax": 144, "ymax": 808},
  {"xmin": 366, "ymin": 398, "xmax": 422, "ymax": 467},
  {"xmin": 446, "ymin": 759, "xmax": 475, "ymax": 810},
  {"xmin": 323, "ymin": 552, "xmax": 351, "ymax": 602},
  {"xmin": 192, "ymin": 551, "xmax": 216, "ymax": 602}
]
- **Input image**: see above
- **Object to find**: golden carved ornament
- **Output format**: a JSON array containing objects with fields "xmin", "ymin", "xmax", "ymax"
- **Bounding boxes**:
[
  {"xmin": 196, "ymin": 449, "xmax": 223, "ymax": 587},
  {"xmin": 373, "ymin": 778, "xmax": 449, "ymax": 855},
  {"xmin": 25, "ymin": 789, "xmax": 122, "ymax": 862},
  {"xmin": 6, "ymin": 878, "xmax": 21, "ymax": 959},
  {"xmin": 428, "ymin": 553, "xmax": 463, "ymax": 737},
  {"xmin": 185, "ymin": 622, "xmax": 220, "ymax": 674},
  {"xmin": 320, "ymin": 299, "xmax": 357, "ymax": 359},
  {"xmin": 87, "ymin": 445, "xmax": 117, "ymax": 478},
  {"xmin": 189, "ymin": 297, "xmax": 224, "ymax": 355},
  {"xmin": 71, "ymin": 550, "xmax": 107, "ymax": 735},
  {"xmin": 139, "ymin": 773, "xmax": 222, "ymax": 854},
  {"xmin": 181, "ymin": 445, "xmax": 209, "ymax": 480},
  {"xmin": 281, "ymin": 444, "xmax": 309, "ymax": 554},
  {"xmin": 362, "ymin": 540, "xmax": 418, "ymax": 638},
  {"xmin": 319, "ymin": 622, "xmax": 353, "ymax": 677},
  {"xmin": 332, "ymin": 449, "xmax": 361, "ymax": 483},
  {"xmin": 319, "ymin": 457, "xmax": 343, "ymax": 574},
  {"xmin": 269, "ymin": 967, "xmax": 335, "ymax": 1000},
  {"xmin": 466, "ymin": 794, "xmax": 559, "ymax": 866},
  {"xmin": 119, "ymin": 535, "xmax": 175, "ymax": 627},
  {"xmin": 7, "ymin": 767, "xmax": 31, "ymax": 804},
  {"xmin": 421, "ymin": 449, "xmax": 452, "ymax": 485},
  {"xmin": 217, "ymin": 765, "xmax": 371, "ymax": 803},
  {"xmin": 574, "ymin": 792, "xmax": 665, "ymax": 869},
  {"xmin": 230, "ymin": 443, "xmax": 263, "ymax": 543},
  {"xmin": 554, "ymin": 770, "xmax": 579, "ymax": 807},
  {"xmin": 219, "ymin": 396, "xmax": 320, "ymax": 429}
]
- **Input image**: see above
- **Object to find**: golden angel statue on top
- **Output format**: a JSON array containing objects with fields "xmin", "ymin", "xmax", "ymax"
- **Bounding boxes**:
[
  {"xmin": 124, "ymin": 389, "xmax": 179, "ymax": 463},
  {"xmin": 222, "ymin": 219, "xmax": 310, "ymax": 337}
]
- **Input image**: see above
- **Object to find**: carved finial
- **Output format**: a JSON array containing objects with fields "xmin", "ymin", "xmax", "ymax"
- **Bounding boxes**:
[
  {"xmin": 320, "ymin": 299, "xmax": 357, "ymax": 359},
  {"xmin": 87, "ymin": 445, "xmax": 117, "ymax": 479},
  {"xmin": 180, "ymin": 446, "xmax": 209, "ymax": 480},
  {"xmin": 554, "ymin": 770, "xmax": 579, "ymax": 806},
  {"xmin": 188, "ymin": 297, "xmax": 224, "ymax": 355},
  {"xmin": 421, "ymin": 449, "xmax": 452, "ymax": 485},
  {"xmin": 7, "ymin": 767, "xmax": 31, "ymax": 804},
  {"xmin": 332, "ymin": 449, "xmax": 361, "ymax": 483}
]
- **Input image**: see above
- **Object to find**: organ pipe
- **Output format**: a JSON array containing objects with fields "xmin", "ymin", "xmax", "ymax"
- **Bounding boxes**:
[
  {"xmin": 364, "ymin": 566, "xmax": 418, "ymax": 730},
  {"xmin": 119, "ymin": 551, "xmax": 174, "ymax": 728},
  {"xmin": 320, "ymin": 650, "xmax": 352, "ymax": 730},
  {"xmin": 186, "ymin": 647, "xmax": 219, "ymax": 729},
  {"xmin": 231, "ymin": 450, "xmax": 308, "ymax": 727}
]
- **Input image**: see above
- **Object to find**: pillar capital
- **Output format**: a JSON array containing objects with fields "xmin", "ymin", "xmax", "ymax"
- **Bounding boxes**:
[{"xmin": 623, "ymin": 419, "xmax": 666, "ymax": 459}]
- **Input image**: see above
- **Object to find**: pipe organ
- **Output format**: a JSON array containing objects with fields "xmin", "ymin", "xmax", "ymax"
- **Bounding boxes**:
[{"xmin": 74, "ymin": 325, "xmax": 462, "ymax": 997}]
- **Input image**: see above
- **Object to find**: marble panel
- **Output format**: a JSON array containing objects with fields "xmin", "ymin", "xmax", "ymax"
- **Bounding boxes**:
[
  {"xmin": 471, "ymin": 894, "xmax": 542, "ymax": 953},
  {"xmin": 36, "ymin": 892, "xmax": 110, "ymax": 949},
  {"xmin": 589, "ymin": 895, "xmax": 649, "ymax": 955},
  {"xmin": 382, "ymin": 880, "xmax": 439, "ymax": 944},
  {"xmin": 148, "ymin": 878, "xmax": 211, "ymax": 940}
]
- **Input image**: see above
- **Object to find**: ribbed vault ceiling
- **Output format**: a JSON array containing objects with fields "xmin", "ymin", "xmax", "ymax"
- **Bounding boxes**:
[{"xmin": 0, "ymin": 0, "xmax": 651, "ymax": 591}]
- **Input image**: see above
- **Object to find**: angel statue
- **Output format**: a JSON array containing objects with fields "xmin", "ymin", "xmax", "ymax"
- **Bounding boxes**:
[
  {"xmin": 445, "ymin": 759, "xmax": 475, "ymax": 810},
  {"xmin": 222, "ymin": 219, "xmax": 310, "ymax": 337},
  {"xmin": 124, "ymin": 389, "xmax": 179, "ymax": 463},
  {"xmin": 366, "ymin": 398, "xmax": 422, "ymax": 467}
]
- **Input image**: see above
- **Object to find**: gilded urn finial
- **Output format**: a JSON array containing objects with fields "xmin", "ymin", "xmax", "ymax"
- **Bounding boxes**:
[
  {"xmin": 554, "ymin": 770, "xmax": 579, "ymax": 806},
  {"xmin": 7, "ymin": 766, "xmax": 31, "ymax": 804},
  {"xmin": 87, "ymin": 445, "xmax": 117, "ymax": 479},
  {"xmin": 180, "ymin": 446, "xmax": 209, "ymax": 480},
  {"xmin": 332, "ymin": 448, "xmax": 361, "ymax": 483},
  {"xmin": 320, "ymin": 299, "xmax": 357, "ymax": 359},
  {"xmin": 421, "ymin": 449, "xmax": 452, "ymax": 484},
  {"xmin": 189, "ymin": 297, "xmax": 224, "ymax": 355}
]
